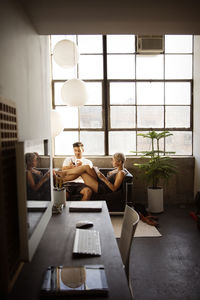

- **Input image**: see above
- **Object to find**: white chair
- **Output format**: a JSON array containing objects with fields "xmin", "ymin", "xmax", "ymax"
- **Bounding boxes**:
[{"xmin": 118, "ymin": 205, "xmax": 139, "ymax": 298}]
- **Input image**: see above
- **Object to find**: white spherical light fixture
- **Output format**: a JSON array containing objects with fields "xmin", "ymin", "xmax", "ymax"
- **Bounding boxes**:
[
  {"xmin": 51, "ymin": 110, "xmax": 64, "ymax": 137},
  {"xmin": 61, "ymin": 79, "xmax": 88, "ymax": 107},
  {"xmin": 53, "ymin": 39, "xmax": 79, "ymax": 69}
]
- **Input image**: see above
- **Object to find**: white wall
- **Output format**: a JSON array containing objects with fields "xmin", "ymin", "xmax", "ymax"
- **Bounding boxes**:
[
  {"xmin": 193, "ymin": 36, "xmax": 200, "ymax": 195},
  {"xmin": 0, "ymin": 0, "xmax": 51, "ymax": 141}
]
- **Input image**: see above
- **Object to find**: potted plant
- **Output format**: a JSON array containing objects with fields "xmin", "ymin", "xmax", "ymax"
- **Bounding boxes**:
[{"xmin": 133, "ymin": 130, "xmax": 176, "ymax": 213}]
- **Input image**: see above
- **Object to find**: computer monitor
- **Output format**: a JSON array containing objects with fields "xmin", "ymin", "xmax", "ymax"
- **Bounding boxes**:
[{"xmin": 16, "ymin": 139, "xmax": 52, "ymax": 261}]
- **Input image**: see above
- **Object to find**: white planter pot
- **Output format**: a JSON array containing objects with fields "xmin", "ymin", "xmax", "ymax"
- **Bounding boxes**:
[
  {"xmin": 53, "ymin": 188, "xmax": 66, "ymax": 207},
  {"xmin": 147, "ymin": 187, "xmax": 163, "ymax": 213}
]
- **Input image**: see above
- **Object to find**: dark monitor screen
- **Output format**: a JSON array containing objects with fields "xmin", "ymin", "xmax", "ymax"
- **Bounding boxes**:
[
  {"xmin": 25, "ymin": 139, "xmax": 51, "ymax": 202},
  {"xmin": 16, "ymin": 139, "xmax": 52, "ymax": 261}
]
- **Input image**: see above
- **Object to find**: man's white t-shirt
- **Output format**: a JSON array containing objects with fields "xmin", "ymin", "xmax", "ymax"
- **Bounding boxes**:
[{"xmin": 62, "ymin": 157, "xmax": 93, "ymax": 183}]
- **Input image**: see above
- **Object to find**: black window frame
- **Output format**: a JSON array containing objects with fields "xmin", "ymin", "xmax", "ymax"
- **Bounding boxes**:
[{"xmin": 51, "ymin": 35, "xmax": 193, "ymax": 156}]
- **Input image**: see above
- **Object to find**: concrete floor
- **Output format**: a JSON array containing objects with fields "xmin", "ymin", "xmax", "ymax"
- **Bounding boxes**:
[{"xmin": 130, "ymin": 204, "xmax": 200, "ymax": 300}]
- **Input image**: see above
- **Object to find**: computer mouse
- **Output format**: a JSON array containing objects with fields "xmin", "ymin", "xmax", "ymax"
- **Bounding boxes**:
[{"xmin": 76, "ymin": 221, "xmax": 94, "ymax": 229}]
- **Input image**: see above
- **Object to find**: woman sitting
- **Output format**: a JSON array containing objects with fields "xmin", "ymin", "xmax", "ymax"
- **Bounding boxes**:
[
  {"xmin": 26, "ymin": 152, "xmax": 50, "ymax": 200},
  {"xmin": 56, "ymin": 152, "xmax": 126, "ymax": 195}
]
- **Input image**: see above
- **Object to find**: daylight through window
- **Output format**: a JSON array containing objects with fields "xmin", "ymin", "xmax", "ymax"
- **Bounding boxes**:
[{"xmin": 51, "ymin": 35, "xmax": 193, "ymax": 156}]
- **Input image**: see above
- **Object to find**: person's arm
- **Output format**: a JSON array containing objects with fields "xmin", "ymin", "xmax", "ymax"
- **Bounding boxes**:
[
  {"xmin": 62, "ymin": 164, "xmax": 75, "ymax": 170},
  {"xmin": 27, "ymin": 170, "xmax": 50, "ymax": 192},
  {"xmin": 62, "ymin": 157, "xmax": 75, "ymax": 170},
  {"xmin": 97, "ymin": 170, "xmax": 125, "ymax": 192}
]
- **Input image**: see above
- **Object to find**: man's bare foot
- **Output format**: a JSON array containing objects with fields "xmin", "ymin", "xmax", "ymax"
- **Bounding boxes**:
[
  {"xmin": 56, "ymin": 170, "xmax": 67, "ymax": 177},
  {"xmin": 55, "ymin": 176, "xmax": 63, "ymax": 188}
]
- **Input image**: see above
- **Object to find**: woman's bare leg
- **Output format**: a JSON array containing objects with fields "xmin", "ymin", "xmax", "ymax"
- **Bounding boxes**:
[
  {"xmin": 81, "ymin": 173, "xmax": 98, "ymax": 193},
  {"xmin": 55, "ymin": 171, "xmax": 80, "ymax": 182},
  {"xmin": 56, "ymin": 166, "xmax": 99, "ymax": 192},
  {"xmin": 62, "ymin": 174, "xmax": 80, "ymax": 181},
  {"xmin": 60, "ymin": 165, "xmax": 97, "ymax": 180}
]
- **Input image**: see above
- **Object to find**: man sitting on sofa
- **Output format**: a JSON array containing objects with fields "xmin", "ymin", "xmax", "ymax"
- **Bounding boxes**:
[{"xmin": 62, "ymin": 142, "xmax": 93, "ymax": 201}]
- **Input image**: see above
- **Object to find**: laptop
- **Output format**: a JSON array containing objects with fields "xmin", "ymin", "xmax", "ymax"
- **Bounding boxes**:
[{"xmin": 69, "ymin": 201, "xmax": 103, "ymax": 212}]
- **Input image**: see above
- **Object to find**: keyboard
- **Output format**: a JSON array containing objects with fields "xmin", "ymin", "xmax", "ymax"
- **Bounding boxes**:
[{"xmin": 73, "ymin": 229, "xmax": 101, "ymax": 256}]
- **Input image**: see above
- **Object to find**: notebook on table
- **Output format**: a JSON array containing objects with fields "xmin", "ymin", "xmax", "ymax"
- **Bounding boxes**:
[
  {"xmin": 69, "ymin": 201, "xmax": 103, "ymax": 212},
  {"xmin": 41, "ymin": 264, "xmax": 109, "ymax": 296}
]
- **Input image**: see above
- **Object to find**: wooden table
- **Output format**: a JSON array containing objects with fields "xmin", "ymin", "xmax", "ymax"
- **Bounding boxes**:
[{"xmin": 9, "ymin": 201, "xmax": 132, "ymax": 300}]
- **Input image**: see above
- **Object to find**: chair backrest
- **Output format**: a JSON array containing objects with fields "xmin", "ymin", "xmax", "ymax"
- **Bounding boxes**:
[{"xmin": 118, "ymin": 205, "xmax": 139, "ymax": 277}]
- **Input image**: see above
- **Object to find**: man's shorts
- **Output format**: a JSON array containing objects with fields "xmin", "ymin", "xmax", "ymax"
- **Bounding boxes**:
[{"xmin": 64, "ymin": 182, "xmax": 89, "ymax": 195}]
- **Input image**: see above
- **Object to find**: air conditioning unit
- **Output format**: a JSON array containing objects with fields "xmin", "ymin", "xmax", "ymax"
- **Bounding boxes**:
[{"xmin": 136, "ymin": 35, "xmax": 164, "ymax": 54}]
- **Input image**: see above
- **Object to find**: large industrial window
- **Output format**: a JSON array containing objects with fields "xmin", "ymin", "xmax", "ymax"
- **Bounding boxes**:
[{"xmin": 51, "ymin": 35, "xmax": 193, "ymax": 156}]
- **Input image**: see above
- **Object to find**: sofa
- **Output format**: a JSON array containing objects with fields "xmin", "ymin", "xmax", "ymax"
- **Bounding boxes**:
[{"xmin": 64, "ymin": 168, "xmax": 133, "ymax": 213}]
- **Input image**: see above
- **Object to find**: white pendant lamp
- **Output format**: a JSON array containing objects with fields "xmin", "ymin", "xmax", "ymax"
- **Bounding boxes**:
[
  {"xmin": 53, "ymin": 39, "xmax": 79, "ymax": 69},
  {"xmin": 51, "ymin": 110, "xmax": 64, "ymax": 137},
  {"xmin": 61, "ymin": 79, "xmax": 88, "ymax": 107}
]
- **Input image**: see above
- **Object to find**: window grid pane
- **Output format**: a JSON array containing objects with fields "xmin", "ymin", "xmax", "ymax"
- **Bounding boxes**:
[
  {"xmin": 79, "ymin": 55, "xmax": 103, "ymax": 79},
  {"xmin": 80, "ymin": 106, "xmax": 102, "ymax": 128},
  {"xmin": 77, "ymin": 35, "xmax": 103, "ymax": 54},
  {"xmin": 107, "ymin": 35, "xmax": 135, "ymax": 53},
  {"xmin": 165, "ymin": 82, "xmax": 191, "ymax": 105},
  {"xmin": 165, "ymin": 131, "xmax": 192, "ymax": 155},
  {"xmin": 109, "ymin": 131, "xmax": 136, "ymax": 155},
  {"xmin": 165, "ymin": 106, "xmax": 191, "ymax": 128},
  {"xmin": 136, "ymin": 55, "xmax": 164, "ymax": 79},
  {"xmin": 107, "ymin": 54, "xmax": 135, "ymax": 79},
  {"xmin": 137, "ymin": 82, "xmax": 164, "ymax": 105},
  {"xmin": 137, "ymin": 106, "xmax": 164, "ymax": 128},
  {"xmin": 80, "ymin": 131, "xmax": 105, "ymax": 155},
  {"xmin": 110, "ymin": 82, "xmax": 135, "ymax": 105},
  {"xmin": 110, "ymin": 106, "xmax": 136, "ymax": 128},
  {"xmin": 165, "ymin": 35, "xmax": 193, "ymax": 53},
  {"xmin": 165, "ymin": 55, "xmax": 192, "ymax": 79}
]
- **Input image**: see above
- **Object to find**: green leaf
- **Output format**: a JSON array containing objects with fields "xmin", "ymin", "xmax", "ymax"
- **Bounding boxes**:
[{"xmin": 133, "ymin": 130, "xmax": 176, "ymax": 188}]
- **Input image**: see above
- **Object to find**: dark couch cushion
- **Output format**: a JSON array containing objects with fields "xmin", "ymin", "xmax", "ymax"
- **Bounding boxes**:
[{"xmin": 92, "ymin": 189, "xmax": 124, "ymax": 212}]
